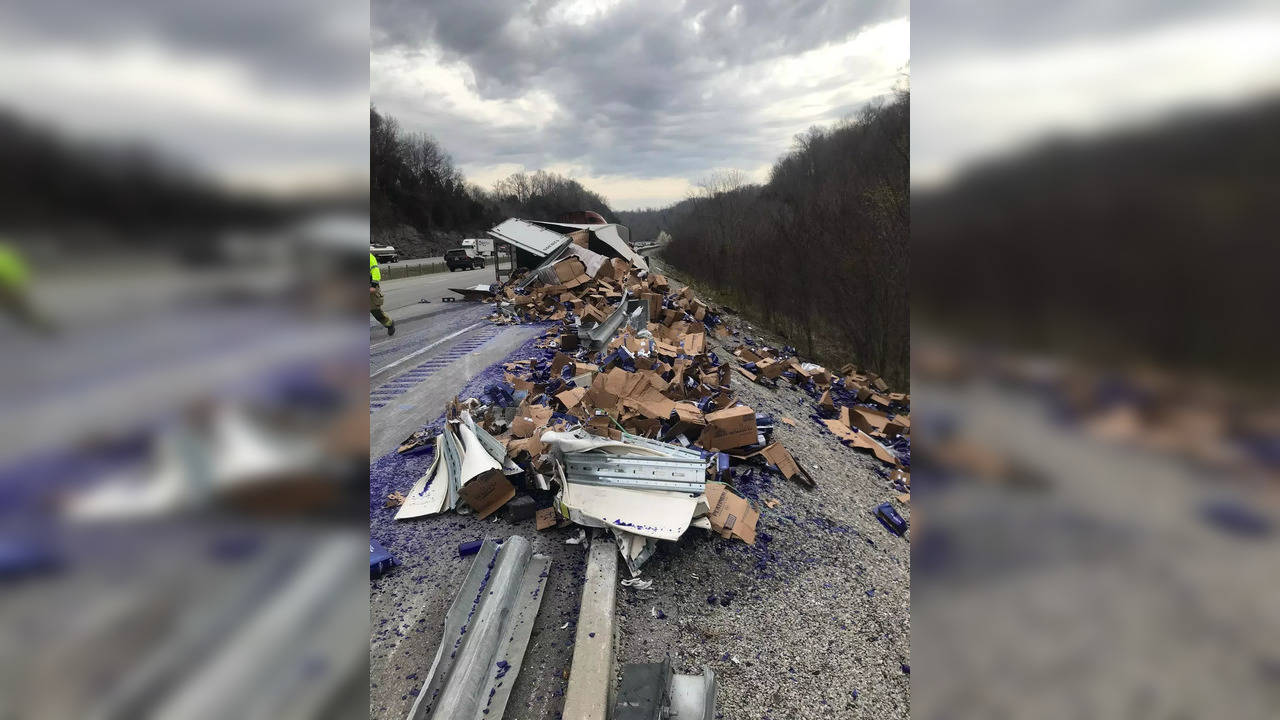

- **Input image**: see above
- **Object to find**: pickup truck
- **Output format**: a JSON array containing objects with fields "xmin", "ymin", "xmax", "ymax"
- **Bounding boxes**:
[
  {"xmin": 370, "ymin": 243, "xmax": 399, "ymax": 263},
  {"xmin": 444, "ymin": 248, "xmax": 485, "ymax": 271}
]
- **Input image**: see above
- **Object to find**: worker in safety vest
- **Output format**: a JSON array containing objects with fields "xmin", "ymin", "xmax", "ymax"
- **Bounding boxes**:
[
  {"xmin": 0, "ymin": 241, "xmax": 53, "ymax": 333},
  {"xmin": 370, "ymin": 253, "xmax": 395, "ymax": 335}
]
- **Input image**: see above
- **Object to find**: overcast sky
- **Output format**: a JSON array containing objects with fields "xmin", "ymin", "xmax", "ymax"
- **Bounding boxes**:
[
  {"xmin": 0, "ymin": 0, "xmax": 368, "ymax": 196},
  {"xmin": 372, "ymin": 0, "xmax": 909, "ymax": 209},
  {"xmin": 912, "ymin": 0, "xmax": 1280, "ymax": 187},
  {"xmin": 5, "ymin": 1, "xmax": 1270, "ymax": 203}
]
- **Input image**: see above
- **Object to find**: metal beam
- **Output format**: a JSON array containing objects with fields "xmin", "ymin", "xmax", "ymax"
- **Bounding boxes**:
[
  {"xmin": 562, "ymin": 453, "xmax": 706, "ymax": 495},
  {"xmin": 405, "ymin": 536, "xmax": 551, "ymax": 720},
  {"xmin": 562, "ymin": 539, "xmax": 617, "ymax": 720},
  {"xmin": 579, "ymin": 290, "xmax": 647, "ymax": 350}
]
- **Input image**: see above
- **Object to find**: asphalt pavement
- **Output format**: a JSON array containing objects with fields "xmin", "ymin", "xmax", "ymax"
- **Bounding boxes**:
[
  {"xmin": 368, "ymin": 271, "xmax": 565, "ymax": 719},
  {"xmin": 371, "ymin": 264, "xmax": 496, "ymax": 319}
]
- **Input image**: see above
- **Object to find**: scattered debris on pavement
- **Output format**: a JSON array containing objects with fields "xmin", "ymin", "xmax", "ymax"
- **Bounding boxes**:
[
  {"xmin": 369, "ymin": 539, "xmax": 397, "ymax": 578},
  {"xmin": 613, "ymin": 657, "xmax": 716, "ymax": 720},
  {"xmin": 387, "ymin": 217, "xmax": 912, "ymax": 579}
]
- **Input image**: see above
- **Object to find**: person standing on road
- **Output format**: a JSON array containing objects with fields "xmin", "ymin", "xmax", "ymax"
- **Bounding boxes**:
[
  {"xmin": 370, "ymin": 253, "xmax": 395, "ymax": 336},
  {"xmin": 0, "ymin": 241, "xmax": 54, "ymax": 333}
]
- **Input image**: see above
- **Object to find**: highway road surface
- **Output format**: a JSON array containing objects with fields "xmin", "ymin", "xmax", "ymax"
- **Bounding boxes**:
[
  {"xmin": 368, "ymin": 266, "xmax": 538, "ymax": 457},
  {"xmin": 367, "ymin": 266, "xmax": 580, "ymax": 720}
]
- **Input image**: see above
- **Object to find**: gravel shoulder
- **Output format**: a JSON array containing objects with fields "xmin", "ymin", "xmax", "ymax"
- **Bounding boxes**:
[{"xmin": 609, "ymin": 320, "xmax": 911, "ymax": 720}]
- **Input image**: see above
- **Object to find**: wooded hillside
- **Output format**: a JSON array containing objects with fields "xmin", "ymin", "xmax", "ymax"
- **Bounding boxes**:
[{"xmin": 656, "ymin": 93, "xmax": 910, "ymax": 386}]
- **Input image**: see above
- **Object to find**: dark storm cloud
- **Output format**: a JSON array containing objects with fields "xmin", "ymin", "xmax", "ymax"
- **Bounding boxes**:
[
  {"xmin": 1, "ymin": 0, "xmax": 367, "ymax": 93},
  {"xmin": 372, "ymin": 0, "xmax": 908, "ymax": 205},
  {"xmin": 0, "ymin": 0, "xmax": 367, "ymax": 188}
]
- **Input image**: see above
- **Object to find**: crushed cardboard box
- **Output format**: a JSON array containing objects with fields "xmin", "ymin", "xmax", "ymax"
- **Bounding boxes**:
[{"xmin": 704, "ymin": 482, "xmax": 759, "ymax": 545}]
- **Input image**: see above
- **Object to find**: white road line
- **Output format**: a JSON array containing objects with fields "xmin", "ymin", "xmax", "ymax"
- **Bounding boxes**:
[{"xmin": 370, "ymin": 320, "xmax": 487, "ymax": 378}]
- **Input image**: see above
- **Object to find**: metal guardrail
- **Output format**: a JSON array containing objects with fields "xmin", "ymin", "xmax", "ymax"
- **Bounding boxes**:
[
  {"xmin": 381, "ymin": 261, "xmax": 449, "ymax": 280},
  {"xmin": 406, "ymin": 536, "xmax": 551, "ymax": 720},
  {"xmin": 562, "ymin": 452, "xmax": 707, "ymax": 494},
  {"xmin": 618, "ymin": 431, "xmax": 706, "ymax": 460},
  {"xmin": 578, "ymin": 289, "xmax": 647, "ymax": 350}
]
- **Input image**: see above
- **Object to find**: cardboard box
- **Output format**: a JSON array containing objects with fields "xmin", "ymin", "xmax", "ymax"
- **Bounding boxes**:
[
  {"xmin": 511, "ymin": 405, "xmax": 553, "ymax": 438},
  {"xmin": 758, "ymin": 442, "xmax": 814, "ymax": 487},
  {"xmin": 458, "ymin": 470, "xmax": 516, "ymax": 519},
  {"xmin": 506, "ymin": 430, "xmax": 547, "ymax": 459},
  {"xmin": 701, "ymin": 405, "xmax": 757, "ymax": 450},
  {"xmin": 626, "ymin": 387, "xmax": 677, "ymax": 419},
  {"xmin": 549, "ymin": 352, "xmax": 575, "ymax": 377},
  {"xmin": 756, "ymin": 358, "xmax": 786, "ymax": 379},
  {"xmin": 682, "ymin": 332, "xmax": 706, "ymax": 355},
  {"xmin": 552, "ymin": 256, "xmax": 586, "ymax": 283},
  {"xmin": 561, "ymin": 273, "xmax": 592, "ymax": 290},
  {"xmin": 536, "ymin": 506, "xmax": 559, "ymax": 530},
  {"xmin": 671, "ymin": 402, "xmax": 706, "ymax": 426},
  {"xmin": 642, "ymin": 292, "xmax": 662, "ymax": 320},
  {"xmin": 842, "ymin": 406, "xmax": 890, "ymax": 434},
  {"xmin": 654, "ymin": 340, "xmax": 679, "ymax": 358},
  {"xmin": 818, "ymin": 389, "xmax": 835, "ymax": 413},
  {"xmin": 706, "ymin": 405, "xmax": 755, "ymax": 433},
  {"xmin": 555, "ymin": 387, "xmax": 587, "ymax": 412},
  {"xmin": 704, "ymin": 482, "xmax": 759, "ymax": 544},
  {"xmin": 821, "ymin": 418, "xmax": 897, "ymax": 465}
]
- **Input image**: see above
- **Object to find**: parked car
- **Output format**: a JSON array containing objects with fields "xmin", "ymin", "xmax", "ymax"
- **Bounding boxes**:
[
  {"xmin": 444, "ymin": 248, "xmax": 485, "ymax": 271},
  {"xmin": 370, "ymin": 243, "xmax": 399, "ymax": 263}
]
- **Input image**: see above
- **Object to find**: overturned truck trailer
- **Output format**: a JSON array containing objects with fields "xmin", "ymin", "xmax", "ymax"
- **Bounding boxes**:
[{"xmin": 487, "ymin": 217, "xmax": 649, "ymax": 280}]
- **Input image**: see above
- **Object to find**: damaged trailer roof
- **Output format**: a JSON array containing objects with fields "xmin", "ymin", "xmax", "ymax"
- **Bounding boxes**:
[
  {"xmin": 590, "ymin": 224, "xmax": 648, "ymax": 272},
  {"xmin": 529, "ymin": 220, "xmax": 625, "ymax": 241},
  {"xmin": 531, "ymin": 222, "xmax": 647, "ymax": 272},
  {"xmin": 488, "ymin": 218, "xmax": 572, "ymax": 257}
]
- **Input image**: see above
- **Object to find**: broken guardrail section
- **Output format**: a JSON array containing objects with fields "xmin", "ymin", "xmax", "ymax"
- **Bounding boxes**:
[
  {"xmin": 578, "ymin": 289, "xmax": 647, "ymax": 351},
  {"xmin": 613, "ymin": 657, "xmax": 716, "ymax": 720},
  {"xmin": 405, "ymin": 536, "xmax": 550, "ymax": 720}
]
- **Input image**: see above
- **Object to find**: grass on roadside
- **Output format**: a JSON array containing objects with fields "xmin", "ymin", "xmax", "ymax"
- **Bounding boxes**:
[{"xmin": 380, "ymin": 261, "xmax": 448, "ymax": 280}]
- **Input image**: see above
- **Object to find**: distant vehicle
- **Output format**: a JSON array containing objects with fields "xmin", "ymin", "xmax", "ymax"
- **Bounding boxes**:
[
  {"xmin": 370, "ymin": 243, "xmax": 399, "ymax": 263},
  {"xmin": 461, "ymin": 238, "xmax": 495, "ymax": 257},
  {"xmin": 444, "ymin": 248, "xmax": 485, "ymax": 271}
]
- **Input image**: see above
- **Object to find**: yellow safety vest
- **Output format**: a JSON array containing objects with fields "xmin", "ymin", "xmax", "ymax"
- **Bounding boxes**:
[
  {"xmin": 369, "ymin": 253, "xmax": 381, "ymax": 283},
  {"xmin": 0, "ymin": 243, "xmax": 30, "ymax": 289}
]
